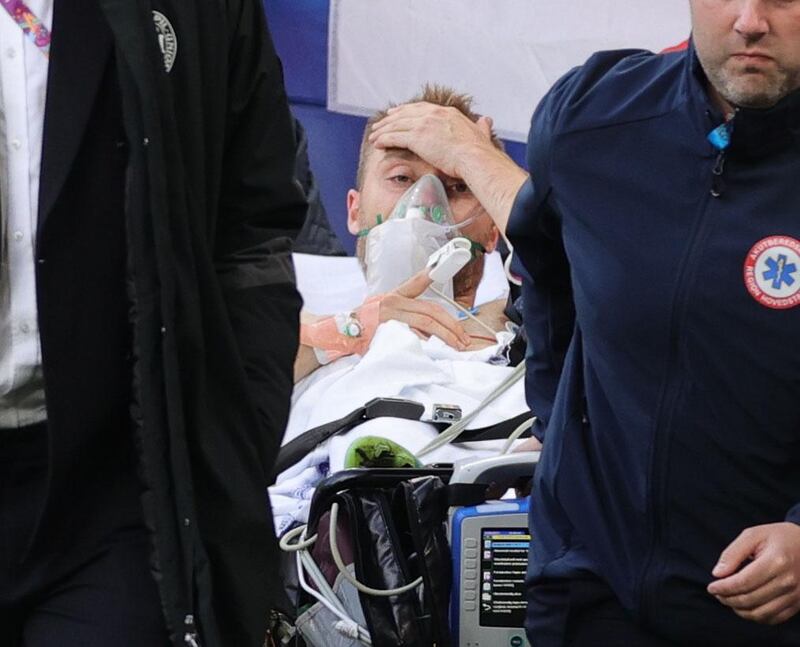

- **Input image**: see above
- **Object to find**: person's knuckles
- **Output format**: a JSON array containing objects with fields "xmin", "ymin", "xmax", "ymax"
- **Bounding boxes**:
[
  {"xmin": 779, "ymin": 604, "xmax": 800, "ymax": 624},
  {"xmin": 776, "ymin": 573, "xmax": 799, "ymax": 594},
  {"xmin": 726, "ymin": 592, "xmax": 762, "ymax": 610},
  {"xmin": 411, "ymin": 313, "xmax": 435, "ymax": 330},
  {"xmin": 771, "ymin": 551, "xmax": 791, "ymax": 572},
  {"xmin": 425, "ymin": 303, "xmax": 457, "ymax": 324},
  {"xmin": 736, "ymin": 602, "xmax": 773, "ymax": 623},
  {"xmin": 748, "ymin": 609, "xmax": 772, "ymax": 623}
]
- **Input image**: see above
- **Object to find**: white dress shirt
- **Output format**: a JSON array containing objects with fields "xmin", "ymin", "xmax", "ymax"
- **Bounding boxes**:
[{"xmin": 0, "ymin": 0, "xmax": 53, "ymax": 428}]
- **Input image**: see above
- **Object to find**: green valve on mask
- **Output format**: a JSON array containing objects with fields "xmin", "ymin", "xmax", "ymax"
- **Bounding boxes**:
[{"xmin": 431, "ymin": 205, "xmax": 444, "ymax": 223}]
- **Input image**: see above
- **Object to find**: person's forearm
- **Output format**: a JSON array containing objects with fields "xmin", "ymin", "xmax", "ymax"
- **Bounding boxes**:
[{"xmin": 456, "ymin": 143, "xmax": 528, "ymax": 237}]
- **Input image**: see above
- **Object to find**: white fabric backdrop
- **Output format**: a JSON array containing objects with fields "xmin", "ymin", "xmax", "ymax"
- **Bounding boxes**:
[{"xmin": 328, "ymin": 0, "xmax": 691, "ymax": 142}]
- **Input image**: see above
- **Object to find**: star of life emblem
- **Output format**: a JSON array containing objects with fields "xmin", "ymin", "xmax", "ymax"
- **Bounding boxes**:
[
  {"xmin": 743, "ymin": 235, "xmax": 800, "ymax": 309},
  {"xmin": 152, "ymin": 11, "xmax": 177, "ymax": 73}
]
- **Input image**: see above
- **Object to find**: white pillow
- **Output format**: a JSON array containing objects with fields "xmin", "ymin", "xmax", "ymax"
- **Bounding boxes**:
[{"xmin": 293, "ymin": 251, "xmax": 509, "ymax": 315}]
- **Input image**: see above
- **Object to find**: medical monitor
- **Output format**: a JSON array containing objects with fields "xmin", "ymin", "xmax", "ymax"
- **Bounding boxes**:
[{"xmin": 451, "ymin": 501, "xmax": 531, "ymax": 647}]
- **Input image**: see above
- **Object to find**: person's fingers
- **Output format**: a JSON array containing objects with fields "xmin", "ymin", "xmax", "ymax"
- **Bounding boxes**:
[
  {"xmin": 370, "ymin": 115, "xmax": 444, "ymax": 150},
  {"xmin": 387, "ymin": 271, "xmax": 471, "ymax": 346},
  {"xmin": 385, "ymin": 101, "xmax": 430, "ymax": 116},
  {"xmin": 393, "ymin": 269, "xmax": 434, "ymax": 299},
  {"xmin": 412, "ymin": 300, "xmax": 471, "ymax": 346},
  {"xmin": 370, "ymin": 114, "xmax": 423, "ymax": 137},
  {"xmin": 382, "ymin": 102, "xmax": 441, "ymax": 121},
  {"xmin": 715, "ymin": 570, "xmax": 789, "ymax": 610},
  {"xmin": 709, "ymin": 555, "xmax": 779, "ymax": 598},
  {"xmin": 404, "ymin": 312, "xmax": 468, "ymax": 350},
  {"xmin": 477, "ymin": 115, "xmax": 494, "ymax": 140},
  {"xmin": 732, "ymin": 593, "xmax": 800, "ymax": 625},
  {"xmin": 710, "ymin": 527, "xmax": 766, "ymax": 581},
  {"xmin": 370, "ymin": 107, "xmax": 433, "ymax": 140},
  {"xmin": 765, "ymin": 604, "xmax": 800, "ymax": 625},
  {"xmin": 381, "ymin": 294, "xmax": 470, "ymax": 348},
  {"xmin": 370, "ymin": 130, "xmax": 414, "ymax": 152}
]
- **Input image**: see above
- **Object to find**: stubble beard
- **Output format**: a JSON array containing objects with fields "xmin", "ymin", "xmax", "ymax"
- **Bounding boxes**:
[{"xmin": 703, "ymin": 56, "xmax": 799, "ymax": 109}]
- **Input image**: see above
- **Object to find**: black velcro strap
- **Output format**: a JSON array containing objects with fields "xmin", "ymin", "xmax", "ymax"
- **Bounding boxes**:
[
  {"xmin": 431, "ymin": 411, "xmax": 533, "ymax": 442},
  {"xmin": 274, "ymin": 398, "xmax": 425, "ymax": 476}
]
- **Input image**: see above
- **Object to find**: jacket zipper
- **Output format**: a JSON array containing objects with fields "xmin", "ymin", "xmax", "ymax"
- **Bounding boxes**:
[
  {"xmin": 636, "ymin": 149, "xmax": 727, "ymax": 619},
  {"xmin": 184, "ymin": 614, "xmax": 200, "ymax": 646},
  {"xmin": 711, "ymin": 149, "xmax": 727, "ymax": 198}
]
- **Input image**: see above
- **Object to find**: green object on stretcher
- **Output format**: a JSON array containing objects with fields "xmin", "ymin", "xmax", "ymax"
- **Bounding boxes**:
[{"xmin": 343, "ymin": 436, "xmax": 423, "ymax": 469}]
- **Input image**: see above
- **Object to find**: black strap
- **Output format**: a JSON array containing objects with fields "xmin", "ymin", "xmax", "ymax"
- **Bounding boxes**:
[
  {"xmin": 429, "ymin": 411, "xmax": 533, "ymax": 442},
  {"xmin": 274, "ymin": 398, "xmax": 425, "ymax": 476},
  {"xmin": 275, "ymin": 399, "xmax": 533, "ymax": 477}
]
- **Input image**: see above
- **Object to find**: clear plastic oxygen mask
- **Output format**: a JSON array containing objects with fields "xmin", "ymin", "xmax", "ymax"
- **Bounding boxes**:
[{"xmin": 362, "ymin": 174, "xmax": 477, "ymax": 300}]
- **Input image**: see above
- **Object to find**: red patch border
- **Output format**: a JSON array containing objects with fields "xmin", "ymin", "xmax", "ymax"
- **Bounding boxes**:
[{"xmin": 743, "ymin": 235, "xmax": 800, "ymax": 310}]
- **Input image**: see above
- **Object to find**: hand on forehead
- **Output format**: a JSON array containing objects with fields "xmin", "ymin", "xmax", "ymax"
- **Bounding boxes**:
[
  {"xmin": 373, "ymin": 148, "xmax": 466, "ymax": 188},
  {"xmin": 365, "ymin": 148, "xmax": 476, "ymax": 219}
]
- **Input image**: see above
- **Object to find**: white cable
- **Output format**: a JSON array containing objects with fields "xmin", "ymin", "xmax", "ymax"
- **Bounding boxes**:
[
  {"xmin": 295, "ymin": 533, "xmax": 348, "ymax": 617},
  {"xmin": 329, "ymin": 502, "xmax": 424, "ymax": 597},
  {"xmin": 429, "ymin": 285, "xmax": 498, "ymax": 338},
  {"xmin": 297, "ymin": 551, "xmax": 370, "ymax": 644},
  {"xmin": 334, "ymin": 620, "xmax": 362, "ymax": 640},
  {"xmin": 499, "ymin": 416, "xmax": 536, "ymax": 455},
  {"xmin": 302, "ymin": 552, "xmax": 372, "ymax": 645},
  {"xmin": 296, "ymin": 547, "xmax": 373, "ymax": 645},
  {"xmin": 417, "ymin": 362, "xmax": 526, "ymax": 457},
  {"xmin": 279, "ymin": 524, "xmax": 318, "ymax": 552},
  {"xmin": 300, "ymin": 550, "xmax": 366, "ymax": 640}
]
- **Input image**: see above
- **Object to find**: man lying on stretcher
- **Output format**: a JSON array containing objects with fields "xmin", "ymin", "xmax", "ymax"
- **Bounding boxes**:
[
  {"xmin": 293, "ymin": 84, "xmax": 512, "ymax": 383},
  {"xmin": 271, "ymin": 86, "xmax": 540, "ymax": 536}
]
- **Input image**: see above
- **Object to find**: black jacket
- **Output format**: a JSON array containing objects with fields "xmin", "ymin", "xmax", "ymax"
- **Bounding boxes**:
[
  {"xmin": 48, "ymin": 2, "xmax": 306, "ymax": 645},
  {"xmin": 292, "ymin": 117, "xmax": 346, "ymax": 256}
]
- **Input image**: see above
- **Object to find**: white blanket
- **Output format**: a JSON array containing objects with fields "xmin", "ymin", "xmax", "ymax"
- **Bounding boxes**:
[{"xmin": 270, "ymin": 320, "xmax": 528, "ymax": 535}]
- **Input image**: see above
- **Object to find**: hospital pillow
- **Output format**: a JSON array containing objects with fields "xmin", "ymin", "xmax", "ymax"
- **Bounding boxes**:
[{"xmin": 293, "ymin": 251, "xmax": 510, "ymax": 315}]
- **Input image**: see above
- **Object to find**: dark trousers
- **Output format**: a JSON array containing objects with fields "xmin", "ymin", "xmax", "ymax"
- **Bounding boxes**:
[
  {"xmin": 0, "ymin": 424, "xmax": 169, "ymax": 647},
  {"xmin": 526, "ymin": 574, "xmax": 675, "ymax": 647}
]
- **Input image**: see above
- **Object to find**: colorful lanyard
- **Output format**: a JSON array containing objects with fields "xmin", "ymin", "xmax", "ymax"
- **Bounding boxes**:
[{"xmin": 0, "ymin": 0, "xmax": 51, "ymax": 58}]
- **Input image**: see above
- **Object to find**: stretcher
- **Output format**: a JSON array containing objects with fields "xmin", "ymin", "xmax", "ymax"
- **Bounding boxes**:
[{"xmin": 277, "ymin": 452, "xmax": 539, "ymax": 646}]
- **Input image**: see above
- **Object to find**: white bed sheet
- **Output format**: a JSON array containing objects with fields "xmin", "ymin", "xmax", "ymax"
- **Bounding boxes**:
[{"xmin": 270, "ymin": 254, "xmax": 523, "ymax": 536}]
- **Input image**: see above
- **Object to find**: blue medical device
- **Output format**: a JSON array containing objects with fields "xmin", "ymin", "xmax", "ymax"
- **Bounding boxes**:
[{"xmin": 448, "ymin": 453, "xmax": 537, "ymax": 647}]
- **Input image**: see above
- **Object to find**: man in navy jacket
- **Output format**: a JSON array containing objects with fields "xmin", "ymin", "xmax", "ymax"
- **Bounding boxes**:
[{"xmin": 370, "ymin": 1, "xmax": 800, "ymax": 644}]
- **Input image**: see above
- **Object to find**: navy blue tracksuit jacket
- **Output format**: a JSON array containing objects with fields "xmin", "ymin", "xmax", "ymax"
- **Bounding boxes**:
[{"xmin": 508, "ymin": 42, "xmax": 800, "ymax": 645}]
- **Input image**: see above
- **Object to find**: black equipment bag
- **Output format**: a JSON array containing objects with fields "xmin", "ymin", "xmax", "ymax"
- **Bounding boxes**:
[{"xmin": 305, "ymin": 468, "xmax": 454, "ymax": 647}]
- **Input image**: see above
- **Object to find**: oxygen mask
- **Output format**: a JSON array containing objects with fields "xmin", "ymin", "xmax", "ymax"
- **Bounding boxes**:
[{"xmin": 362, "ymin": 174, "xmax": 476, "ymax": 299}]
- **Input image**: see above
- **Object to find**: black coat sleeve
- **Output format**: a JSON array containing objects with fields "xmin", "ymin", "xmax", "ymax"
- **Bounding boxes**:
[
  {"xmin": 214, "ymin": 0, "xmax": 305, "ymax": 465},
  {"xmin": 292, "ymin": 117, "xmax": 347, "ymax": 256}
]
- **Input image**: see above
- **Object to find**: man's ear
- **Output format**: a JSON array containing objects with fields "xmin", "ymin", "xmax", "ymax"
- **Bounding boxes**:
[{"xmin": 346, "ymin": 189, "xmax": 361, "ymax": 235}]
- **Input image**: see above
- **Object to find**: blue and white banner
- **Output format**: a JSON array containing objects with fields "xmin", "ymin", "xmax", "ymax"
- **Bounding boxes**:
[{"xmin": 328, "ymin": 0, "xmax": 690, "ymax": 142}]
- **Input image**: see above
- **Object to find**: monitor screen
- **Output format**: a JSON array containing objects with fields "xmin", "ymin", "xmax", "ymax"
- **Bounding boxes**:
[{"xmin": 478, "ymin": 527, "xmax": 531, "ymax": 628}]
